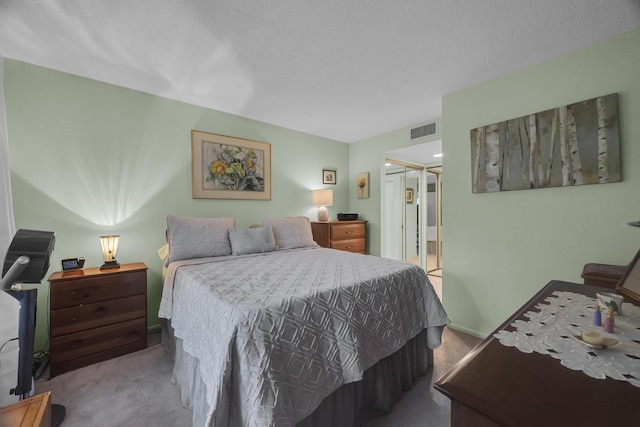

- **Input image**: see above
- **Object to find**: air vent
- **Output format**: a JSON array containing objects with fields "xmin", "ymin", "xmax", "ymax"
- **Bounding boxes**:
[{"xmin": 410, "ymin": 122, "xmax": 437, "ymax": 140}]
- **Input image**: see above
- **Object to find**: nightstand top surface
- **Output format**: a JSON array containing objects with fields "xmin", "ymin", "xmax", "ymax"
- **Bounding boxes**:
[{"xmin": 48, "ymin": 262, "xmax": 147, "ymax": 282}]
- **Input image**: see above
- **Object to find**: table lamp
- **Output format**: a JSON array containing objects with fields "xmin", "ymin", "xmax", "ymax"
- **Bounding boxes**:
[
  {"xmin": 99, "ymin": 235, "xmax": 120, "ymax": 270},
  {"xmin": 312, "ymin": 189, "xmax": 333, "ymax": 222}
]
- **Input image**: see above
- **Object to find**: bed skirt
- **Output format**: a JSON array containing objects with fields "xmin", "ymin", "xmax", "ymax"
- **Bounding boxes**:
[{"xmin": 162, "ymin": 319, "xmax": 434, "ymax": 426}]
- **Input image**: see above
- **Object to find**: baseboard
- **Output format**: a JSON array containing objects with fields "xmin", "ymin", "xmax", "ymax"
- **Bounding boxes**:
[
  {"xmin": 445, "ymin": 322, "xmax": 487, "ymax": 339},
  {"xmin": 147, "ymin": 323, "xmax": 161, "ymax": 334}
]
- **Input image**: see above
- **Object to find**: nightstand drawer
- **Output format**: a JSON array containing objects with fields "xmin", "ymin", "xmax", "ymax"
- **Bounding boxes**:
[
  {"xmin": 50, "ymin": 317, "xmax": 146, "ymax": 364},
  {"xmin": 50, "ymin": 270, "xmax": 146, "ymax": 309},
  {"xmin": 50, "ymin": 294, "xmax": 146, "ymax": 337},
  {"xmin": 330, "ymin": 223, "xmax": 365, "ymax": 240},
  {"xmin": 331, "ymin": 238, "xmax": 365, "ymax": 253}
]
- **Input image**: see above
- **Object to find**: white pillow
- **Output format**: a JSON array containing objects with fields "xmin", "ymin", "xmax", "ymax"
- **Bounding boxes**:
[
  {"xmin": 167, "ymin": 215, "xmax": 235, "ymax": 263},
  {"xmin": 262, "ymin": 217, "xmax": 318, "ymax": 250},
  {"xmin": 228, "ymin": 225, "xmax": 277, "ymax": 255}
]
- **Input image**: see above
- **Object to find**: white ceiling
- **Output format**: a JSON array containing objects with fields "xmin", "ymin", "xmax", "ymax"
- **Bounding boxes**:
[
  {"xmin": 386, "ymin": 140, "xmax": 442, "ymax": 167},
  {"xmin": 1, "ymin": 1, "xmax": 639, "ymax": 143}
]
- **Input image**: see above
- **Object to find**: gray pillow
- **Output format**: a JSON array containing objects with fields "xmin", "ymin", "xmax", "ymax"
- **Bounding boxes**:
[
  {"xmin": 262, "ymin": 216, "xmax": 318, "ymax": 250},
  {"xmin": 228, "ymin": 225, "xmax": 277, "ymax": 255},
  {"xmin": 167, "ymin": 215, "xmax": 235, "ymax": 263}
]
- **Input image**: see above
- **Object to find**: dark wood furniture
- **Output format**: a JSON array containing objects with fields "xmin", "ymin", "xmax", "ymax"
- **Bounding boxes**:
[
  {"xmin": 0, "ymin": 391, "xmax": 51, "ymax": 427},
  {"xmin": 581, "ymin": 262, "xmax": 627, "ymax": 288},
  {"xmin": 311, "ymin": 220, "xmax": 367, "ymax": 254},
  {"xmin": 435, "ymin": 280, "xmax": 640, "ymax": 427},
  {"xmin": 48, "ymin": 263, "xmax": 148, "ymax": 376}
]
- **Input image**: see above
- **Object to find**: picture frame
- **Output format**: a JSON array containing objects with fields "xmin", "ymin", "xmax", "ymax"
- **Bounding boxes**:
[
  {"xmin": 616, "ymin": 248, "xmax": 640, "ymax": 305},
  {"xmin": 357, "ymin": 172, "xmax": 369, "ymax": 199},
  {"xmin": 323, "ymin": 169, "xmax": 337, "ymax": 185},
  {"xmin": 470, "ymin": 93, "xmax": 620, "ymax": 193},
  {"xmin": 406, "ymin": 188, "xmax": 414, "ymax": 204},
  {"xmin": 192, "ymin": 130, "xmax": 271, "ymax": 200}
]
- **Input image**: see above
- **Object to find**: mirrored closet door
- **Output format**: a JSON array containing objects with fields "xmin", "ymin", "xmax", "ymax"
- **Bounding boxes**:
[
  {"xmin": 384, "ymin": 161, "xmax": 423, "ymax": 267},
  {"xmin": 425, "ymin": 167, "xmax": 442, "ymax": 273}
]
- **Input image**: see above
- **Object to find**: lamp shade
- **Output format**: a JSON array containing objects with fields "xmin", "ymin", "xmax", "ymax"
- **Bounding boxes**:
[
  {"xmin": 312, "ymin": 189, "xmax": 333, "ymax": 222},
  {"xmin": 312, "ymin": 189, "xmax": 333, "ymax": 207}
]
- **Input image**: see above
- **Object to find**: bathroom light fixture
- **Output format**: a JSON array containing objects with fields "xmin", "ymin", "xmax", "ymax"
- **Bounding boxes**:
[
  {"xmin": 99, "ymin": 235, "xmax": 120, "ymax": 270},
  {"xmin": 312, "ymin": 189, "xmax": 333, "ymax": 222}
]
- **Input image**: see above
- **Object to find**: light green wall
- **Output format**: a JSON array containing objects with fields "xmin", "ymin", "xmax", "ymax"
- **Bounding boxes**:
[
  {"xmin": 442, "ymin": 29, "xmax": 640, "ymax": 337},
  {"xmin": 348, "ymin": 122, "xmax": 441, "ymax": 255},
  {"xmin": 4, "ymin": 60, "xmax": 349, "ymax": 351}
]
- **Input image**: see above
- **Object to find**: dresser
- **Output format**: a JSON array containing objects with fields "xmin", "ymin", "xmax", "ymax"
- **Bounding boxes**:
[
  {"xmin": 48, "ymin": 263, "xmax": 147, "ymax": 376},
  {"xmin": 0, "ymin": 391, "xmax": 51, "ymax": 427},
  {"xmin": 311, "ymin": 220, "xmax": 367, "ymax": 254},
  {"xmin": 434, "ymin": 281, "xmax": 640, "ymax": 426}
]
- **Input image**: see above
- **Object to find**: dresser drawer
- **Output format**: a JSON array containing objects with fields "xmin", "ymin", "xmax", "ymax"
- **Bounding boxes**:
[
  {"xmin": 50, "ymin": 294, "xmax": 146, "ymax": 337},
  {"xmin": 50, "ymin": 317, "xmax": 146, "ymax": 365},
  {"xmin": 331, "ymin": 238, "xmax": 365, "ymax": 253},
  {"xmin": 50, "ymin": 270, "xmax": 146, "ymax": 309},
  {"xmin": 330, "ymin": 223, "xmax": 365, "ymax": 240}
]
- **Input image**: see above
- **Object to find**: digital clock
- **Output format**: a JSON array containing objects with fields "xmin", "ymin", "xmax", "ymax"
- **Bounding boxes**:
[{"xmin": 61, "ymin": 257, "xmax": 85, "ymax": 271}]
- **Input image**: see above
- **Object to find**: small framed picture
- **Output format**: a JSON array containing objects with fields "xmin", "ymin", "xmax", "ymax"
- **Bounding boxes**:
[
  {"xmin": 323, "ymin": 170, "xmax": 336, "ymax": 185},
  {"xmin": 406, "ymin": 188, "xmax": 414, "ymax": 204}
]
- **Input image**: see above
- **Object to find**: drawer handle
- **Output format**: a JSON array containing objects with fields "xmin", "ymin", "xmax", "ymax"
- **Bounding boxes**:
[
  {"xmin": 346, "ymin": 230, "xmax": 353, "ymax": 234},
  {"xmin": 70, "ymin": 291, "xmax": 77, "ymax": 295},
  {"xmin": 346, "ymin": 245, "xmax": 352, "ymax": 249},
  {"xmin": 96, "ymin": 306, "xmax": 106, "ymax": 312},
  {"xmin": 71, "ymin": 317, "xmax": 78, "ymax": 322}
]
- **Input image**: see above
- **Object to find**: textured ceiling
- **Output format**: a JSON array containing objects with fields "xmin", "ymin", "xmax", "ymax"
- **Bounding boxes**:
[{"xmin": 1, "ymin": 1, "xmax": 639, "ymax": 143}]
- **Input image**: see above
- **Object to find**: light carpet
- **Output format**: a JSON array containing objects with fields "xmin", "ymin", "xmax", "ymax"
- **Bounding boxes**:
[{"xmin": 34, "ymin": 329, "xmax": 479, "ymax": 427}]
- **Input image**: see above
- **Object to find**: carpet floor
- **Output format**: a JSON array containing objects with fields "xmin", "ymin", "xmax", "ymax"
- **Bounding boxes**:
[{"xmin": 35, "ymin": 329, "xmax": 480, "ymax": 427}]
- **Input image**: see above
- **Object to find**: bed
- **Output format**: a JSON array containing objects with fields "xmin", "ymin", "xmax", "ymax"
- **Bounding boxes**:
[{"xmin": 158, "ymin": 215, "xmax": 448, "ymax": 426}]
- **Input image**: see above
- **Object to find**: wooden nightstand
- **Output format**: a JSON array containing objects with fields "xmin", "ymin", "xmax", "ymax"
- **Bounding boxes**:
[
  {"xmin": 0, "ymin": 391, "xmax": 51, "ymax": 427},
  {"xmin": 311, "ymin": 220, "xmax": 367, "ymax": 254},
  {"xmin": 48, "ymin": 263, "xmax": 148, "ymax": 376}
]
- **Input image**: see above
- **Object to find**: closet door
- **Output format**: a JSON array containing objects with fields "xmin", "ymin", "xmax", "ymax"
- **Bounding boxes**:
[
  {"xmin": 384, "ymin": 161, "xmax": 423, "ymax": 266},
  {"xmin": 425, "ymin": 167, "xmax": 442, "ymax": 273}
]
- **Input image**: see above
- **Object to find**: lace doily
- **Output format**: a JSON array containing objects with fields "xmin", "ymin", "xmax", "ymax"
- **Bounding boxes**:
[{"xmin": 494, "ymin": 291, "xmax": 640, "ymax": 388}]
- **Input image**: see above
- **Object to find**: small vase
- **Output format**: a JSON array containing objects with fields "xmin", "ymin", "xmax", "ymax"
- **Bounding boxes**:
[{"xmin": 604, "ymin": 315, "xmax": 614, "ymax": 333}]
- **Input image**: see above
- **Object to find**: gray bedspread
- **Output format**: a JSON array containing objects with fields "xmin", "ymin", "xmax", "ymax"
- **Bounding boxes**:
[{"xmin": 159, "ymin": 247, "xmax": 448, "ymax": 426}]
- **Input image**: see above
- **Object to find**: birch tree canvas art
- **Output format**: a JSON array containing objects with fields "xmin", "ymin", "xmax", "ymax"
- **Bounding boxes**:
[{"xmin": 470, "ymin": 93, "xmax": 620, "ymax": 193}]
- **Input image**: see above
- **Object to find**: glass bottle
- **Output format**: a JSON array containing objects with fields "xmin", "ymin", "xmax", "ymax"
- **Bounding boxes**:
[
  {"xmin": 594, "ymin": 304, "xmax": 602, "ymax": 326},
  {"xmin": 604, "ymin": 306, "xmax": 615, "ymax": 333}
]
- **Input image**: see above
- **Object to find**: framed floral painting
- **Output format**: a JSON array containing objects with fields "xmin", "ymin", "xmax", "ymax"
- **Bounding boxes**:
[
  {"xmin": 192, "ymin": 130, "xmax": 271, "ymax": 200},
  {"xmin": 356, "ymin": 172, "xmax": 369, "ymax": 199}
]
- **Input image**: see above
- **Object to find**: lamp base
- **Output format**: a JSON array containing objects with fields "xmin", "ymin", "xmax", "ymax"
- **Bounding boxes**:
[
  {"xmin": 100, "ymin": 261, "xmax": 120, "ymax": 270},
  {"xmin": 317, "ymin": 206, "xmax": 329, "ymax": 222}
]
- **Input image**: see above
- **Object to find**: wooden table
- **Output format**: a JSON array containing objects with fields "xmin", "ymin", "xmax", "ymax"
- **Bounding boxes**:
[
  {"xmin": 0, "ymin": 392, "xmax": 51, "ymax": 427},
  {"xmin": 434, "ymin": 280, "xmax": 640, "ymax": 426}
]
